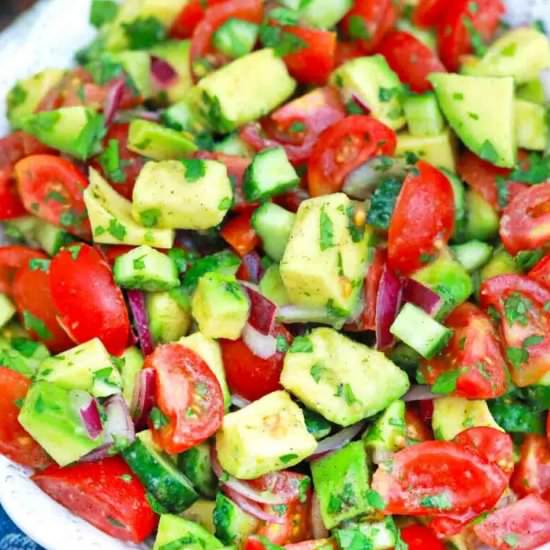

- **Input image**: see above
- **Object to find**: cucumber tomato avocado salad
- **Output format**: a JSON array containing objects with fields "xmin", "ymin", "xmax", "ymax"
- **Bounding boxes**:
[{"xmin": 0, "ymin": 0, "xmax": 550, "ymax": 548}]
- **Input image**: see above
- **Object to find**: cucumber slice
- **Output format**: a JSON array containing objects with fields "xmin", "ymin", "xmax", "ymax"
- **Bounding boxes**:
[
  {"xmin": 113, "ymin": 245, "xmax": 179, "ymax": 292},
  {"xmin": 464, "ymin": 189, "xmax": 499, "ymax": 241},
  {"xmin": 390, "ymin": 303, "xmax": 452, "ymax": 359},
  {"xmin": 122, "ymin": 430, "xmax": 198, "ymax": 513},
  {"xmin": 251, "ymin": 203, "xmax": 296, "ymax": 261},
  {"xmin": 34, "ymin": 220, "xmax": 74, "ymax": 256},
  {"xmin": 403, "ymin": 92, "xmax": 445, "ymax": 137},
  {"xmin": 213, "ymin": 18, "xmax": 259, "ymax": 59},
  {"xmin": 451, "ymin": 240, "xmax": 493, "ymax": 272},
  {"xmin": 243, "ymin": 147, "xmax": 299, "ymax": 202},
  {"xmin": 178, "ymin": 442, "xmax": 217, "ymax": 499}
]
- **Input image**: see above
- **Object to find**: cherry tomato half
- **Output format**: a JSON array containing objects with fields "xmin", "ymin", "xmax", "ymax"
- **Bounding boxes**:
[
  {"xmin": 33, "ymin": 457, "xmax": 156, "ymax": 543},
  {"xmin": 0, "ymin": 245, "xmax": 47, "ymax": 296},
  {"xmin": 510, "ymin": 434, "xmax": 550, "ymax": 502},
  {"xmin": 308, "ymin": 115, "xmax": 396, "ymax": 197},
  {"xmin": 0, "ymin": 167, "xmax": 27, "ymax": 220},
  {"xmin": 388, "ymin": 161, "xmax": 455, "ymax": 275},
  {"xmin": 148, "ymin": 344, "xmax": 224, "ymax": 454},
  {"xmin": 0, "ymin": 366, "xmax": 51, "ymax": 469},
  {"xmin": 377, "ymin": 31, "xmax": 446, "ymax": 93},
  {"xmin": 529, "ymin": 254, "xmax": 550, "ymax": 291},
  {"xmin": 421, "ymin": 303, "xmax": 508, "ymax": 399},
  {"xmin": 49, "ymin": 244, "xmax": 130, "ymax": 356},
  {"xmin": 413, "ymin": 0, "xmax": 447, "ymax": 28},
  {"xmin": 170, "ymin": 0, "xmax": 226, "ymax": 39},
  {"xmin": 0, "ymin": 131, "xmax": 53, "ymax": 170},
  {"xmin": 258, "ymin": 498, "xmax": 312, "ymax": 545},
  {"xmin": 220, "ymin": 207, "xmax": 259, "ymax": 257},
  {"xmin": 15, "ymin": 155, "xmax": 91, "ymax": 238},
  {"xmin": 400, "ymin": 525, "xmax": 445, "ymax": 550}
]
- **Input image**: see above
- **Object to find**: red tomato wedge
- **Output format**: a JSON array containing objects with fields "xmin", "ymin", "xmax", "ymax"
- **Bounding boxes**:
[
  {"xmin": 453, "ymin": 427, "xmax": 514, "ymax": 477},
  {"xmin": 341, "ymin": 0, "xmax": 399, "ymax": 53},
  {"xmin": 372, "ymin": 440, "xmax": 508, "ymax": 517},
  {"xmin": 0, "ymin": 245, "xmax": 47, "ymax": 296},
  {"xmin": 388, "ymin": 161, "xmax": 455, "ymax": 275},
  {"xmin": 12, "ymin": 260, "xmax": 73, "ymax": 353},
  {"xmin": 335, "ymin": 41, "xmax": 365, "ymax": 67},
  {"xmin": 377, "ymin": 31, "xmax": 447, "ymax": 93},
  {"xmin": 457, "ymin": 150, "xmax": 527, "ymax": 211},
  {"xmin": 0, "ymin": 131, "xmax": 53, "ymax": 169},
  {"xmin": 474, "ymin": 494, "xmax": 550, "ymax": 550},
  {"xmin": 15, "ymin": 155, "xmax": 91, "ymax": 238},
  {"xmin": 221, "ymin": 325, "xmax": 291, "ymax": 401},
  {"xmin": 0, "ymin": 366, "xmax": 51, "ymax": 469},
  {"xmin": 0, "ymin": 167, "xmax": 26, "ymax": 220},
  {"xmin": 49, "ymin": 244, "xmax": 130, "ymax": 356},
  {"xmin": 420, "ymin": 303, "xmax": 508, "ymax": 399},
  {"xmin": 413, "ymin": 0, "xmax": 447, "ymax": 27},
  {"xmin": 147, "ymin": 344, "xmax": 224, "ymax": 454},
  {"xmin": 170, "ymin": 0, "xmax": 226, "ymax": 39},
  {"xmin": 282, "ymin": 27, "xmax": 336, "ymax": 86},
  {"xmin": 510, "ymin": 434, "xmax": 550, "ymax": 501},
  {"xmin": 405, "ymin": 405, "xmax": 433, "ymax": 445},
  {"xmin": 257, "ymin": 498, "xmax": 312, "ymax": 546},
  {"xmin": 247, "ymin": 471, "xmax": 310, "ymax": 504},
  {"xmin": 308, "ymin": 115, "xmax": 396, "ymax": 197},
  {"xmin": 480, "ymin": 274, "xmax": 550, "ymax": 386},
  {"xmin": 33, "ymin": 457, "xmax": 157, "ymax": 543},
  {"xmin": 220, "ymin": 207, "xmax": 259, "ymax": 257},
  {"xmin": 400, "ymin": 525, "xmax": 445, "ymax": 550},
  {"xmin": 529, "ymin": 254, "xmax": 550, "ymax": 291},
  {"xmin": 500, "ymin": 183, "xmax": 550, "ymax": 254}
]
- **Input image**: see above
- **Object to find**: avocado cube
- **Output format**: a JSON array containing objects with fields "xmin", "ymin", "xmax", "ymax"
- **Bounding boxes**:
[
  {"xmin": 20, "ymin": 106, "xmax": 105, "ymax": 161},
  {"xmin": 363, "ymin": 399, "xmax": 406, "ymax": 454},
  {"xmin": 147, "ymin": 291, "xmax": 192, "ymax": 344},
  {"xmin": 280, "ymin": 193, "xmax": 370, "ymax": 317},
  {"xmin": 481, "ymin": 248, "xmax": 520, "ymax": 281},
  {"xmin": 84, "ymin": 169, "xmax": 175, "ymax": 249},
  {"xmin": 197, "ymin": 49, "xmax": 296, "ymax": 133},
  {"xmin": 191, "ymin": 273, "xmax": 249, "ymax": 340},
  {"xmin": 150, "ymin": 40, "xmax": 193, "ymax": 104},
  {"xmin": 432, "ymin": 397, "xmax": 503, "ymax": 440},
  {"xmin": 181, "ymin": 499, "xmax": 217, "ymax": 534},
  {"xmin": 216, "ymin": 390, "xmax": 317, "ymax": 479},
  {"xmin": 429, "ymin": 73, "xmax": 516, "ymax": 168},
  {"xmin": 153, "ymin": 514, "xmax": 224, "ymax": 550},
  {"xmin": 213, "ymin": 492, "xmax": 259, "ymax": 546},
  {"xmin": 179, "ymin": 332, "xmax": 231, "ymax": 411},
  {"xmin": 18, "ymin": 382, "xmax": 103, "ymax": 466},
  {"xmin": 118, "ymin": 346, "xmax": 144, "ymax": 410},
  {"xmin": 36, "ymin": 338, "xmax": 122, "ymax": 398},
  {"xmin": 311, "ymin": 442, "xmax": 372, "ymax": 529},
  {"xmin": 132, "ymin": 159, "xmax": 233, "ymax": 230},
  {"xmin": 396, "ymin": 129, "xmax": 457, "ymax": 172},
  {"xmin": 281, "ymin": 328, "xmax": 410, "ymax": 427},
  {"xmin": 128, "ymin": 119, "xmax": 197, "ymax": 160},
  {"xmin": 0, "ymin": 294, "xmax": 16, "ymax": 330},
  {"xmin": 335, "ymin": 520, "xmax": 397, "ymax": 550},
  {"xmin": 112, "ymin": 51, "xmax": 153, "ymax": 99},
  {"xmin": 464, "ymin": 190, "xmax": 499, "ymax": 242},
  {"xmin": 331, "ymin": 55, "xmax": 406, "ymax": 130},
  {"xmin": 515, "ymin": 99, "xmax": 549, "ymax": 152}
]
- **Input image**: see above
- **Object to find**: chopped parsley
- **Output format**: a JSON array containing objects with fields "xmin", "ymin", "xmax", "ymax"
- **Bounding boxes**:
[
  {"xmin": 218, "ymin": 196, "xmax": 232, "ymax": 211},
  {"xmin": 515, "ymin": 249, "xmax": 544, "ymax": 271},
  {"xmin": 268, "ymin": 7, "xmax": 300, "ymax": 25},
  {"xmin": 379, "ymin": 87, "xmax": 399, "ymax": 102},
  {"xmin": 276, "ymin": 335, "xmax": 289, "ymax": 353},
  {"xmin": 288, "ymin": 336, "xmax": 313, "ymax": 353},
  {"xmin": 123, "ymin": 17, "xmax": 167, "ymax": 50},
  {"xmin": 419, "ymin": 492, "xmax": 453, "ymax": 510},
  {"xmin": 90, "ymin": 0, "xmax": 118, "ymax": 28},
  {"xmin": 366, "ymin": 489, "xmax": 385, "ymax": 510},
  {"xmin": 310, "ymin": 363, "xmax": 326, "ymax": 383},
  {"xmin": 139, "ymin": 208, "xmax": 161, "ymax": 228},
  {"xmin": 432, "ymin": 368, "xmax": 461, "ymax": 394},
  {"xmin": 29, "ymin": 258, "xmax": 50, "ymax": 272},
  {"xmin": 347, "ymin": 15, "xmax": 370, "ymax": 40},
  {"xmin": 506, "ymin": 346, "xmax": 529, "ymax": 370},
  {"xmin": 367, "ymin": 176, "xmax": 402, "ymax": 230},
  {"xmin": 279, "ymin": 453, "xmax": 298, "ymax": 464},
  {"xmin": 509, "ymin": 153, "xmax": 550, "ymax": 184},
  {"xmin": 336, "ymin": 383, "xmax": 357, "ymax": 406},
  {"xmin": 503, "ymin": 293, "xmax": 531, "ymax": 326},
  {"xmin": 99, "ymin": 139, "xmax": 126, "ymax": 183},
  {"xmin": 68, "ymin": 245, "xmax": 82, "ymax": 261},
  {"xmin": 478, "ymin": 140, "xmax": 499, "ymax": 164},
  {"xmin": 463, "ymin": 16, "xmax": 487, "ymax": 56},
  {"xmin": 259, "ymin": 24, "xmax": 306, "ymax": 57},
  {"xmin": 503, "ymin": 533, "xmax": 519, "ymax": 548},
  {"xmin": 319, "ymin": 209, "xmax": 335, "ymax": 251},
  {"xmin": 23, "ymin": 311, "xmax": 52, "ymax": 341},
  {"xmin": 108, "ymin": 218, "xmax": 127, "ymax": 241},
  {"xmin": 149, "ymin": 407, "xmax": 169, "ymax": 430},
  {"xmin": 181, "ymin": 158, "xmax": 206, "ymax": 182}
]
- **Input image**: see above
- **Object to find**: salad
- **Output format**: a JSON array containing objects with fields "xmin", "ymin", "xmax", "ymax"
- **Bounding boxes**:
[{"xmin": 0, "ymin": 0, "xmax": 550, "ymax": 548}]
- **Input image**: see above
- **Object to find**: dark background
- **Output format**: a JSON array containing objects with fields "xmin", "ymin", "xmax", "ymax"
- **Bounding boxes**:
[{"xmin": 0, "ymin": 0, "xmax": 36, "ymax": 30}]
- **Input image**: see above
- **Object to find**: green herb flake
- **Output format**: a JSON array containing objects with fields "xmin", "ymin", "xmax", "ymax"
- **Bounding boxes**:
[
  {"xmin": 279, "ymin": 453, "xmax": 298, "ymax": 464},
  {"xmin": 139, "ymin": 208, "xmax": 161, "ymax": 228},
  {"xmin": 99, "ymin": 139, "xmax": 126, "ymax": 183},
  {"xmin": 90, "ymin": 0, "xmax": 118, "ymax": 28},
  {"xmin": 23, "ymin": 311, "xmax": 52, "ymax": 341},
  {"xmin": 523, "ymin": 335, "xmax": 544, "ymax": 348},
  {"xmin": 289, "ymin": 336, "xmax": 313, "ymax": 353},
  {"xmin": 149, "ymin": 407, "xmax": 169, "ymax": 430},
  {"xmin": 319, "ymin": 209, "xmax": 335, "ymax": 251},
  {"xmin": 419, "ymin": 493, "xmax": 452, "ymax": 510},
  {"xmin": 504, "ymin": 293, "xmax": 531, "ymax": 326},
  {"xmin": 268, "ymin": 7, "xmax": 300, "ymax": 25},
  {"xmin": 119, "ymin": 474, "xmax": 133, "ymax": 483},
  {"xmin": 7, "ymin": 84, "xmax": 27, "ymax": 110},
  {"xmin": 289, "ymin": 121, "xmax": 306, "ymax": 134},
  {"xmin": 259, "ymin": 24, "xmax": 306, "ymax": 57},
  {"xmin": 123, "ymin": 17, "xmax": 167, "ymax": 50},
  {"xmin": 367, "ymin": 176, "xmax": 402, "ymax": 230},
  {"xmin": 515, "ymin": 249, "xmax": 544, "ymax": 271},
  {"xmin": 29, "ymin": 258, "xmax": 51, "ymax": 272},
  {"xmin": 108, "ymin": 218, "xmax": 127, "ymax": 241},
  {"xmin": 478, "ymin": 140, "xmax": 499, "ymax": 164},
  {"xmin": 506, "ymin": 346, "xmax": 529, "ymax": 369},
  {"xmin": 11, "ymin": 338, "xmax": 40, "ymax": 358},
  {"xmin": 133, "ymin": 256, "xmax": 146, "ymax": 270},
  {"xmin": 346, "ymin": 100, "xmax": 364, "ymax": 115},
  {"xmin": 501, "ymin": 42, "xmax": 517, "ymax": 56},
  {"xmin": 509, "ymin": 153, "xmax": 550, "ymax": 184},
  {"xmin": 218, "ymin": 196, "xmax": 232, "ymax": 211},
  {"xmin": 348, "ymin": 15, "xmax": 371, "ymax": 40},
  {"xmin": 463, "ymin": 16, "xmax": 487, "ymax": 56},
  {"xmin": 181, "ymin": 158, "xmax": 206, "ymax": 182},
  {"xmin": 503, "ymin": 534, "xmax": 519, "ymax": 548},
  {"xmin": 379, "ymin": 87, "xmax": 398, "ymax": 102},
  {"xmin": 68, "ymin": 245, "xmax": 82, "ymax": 261},
  {"xmin": 366, "ymin": 489, "xmax": 385, "ymax": 510},
  {"xmin": 276, "ymin": 335, "xmax": 289, "ymax": 352},
  {"xmin": 310, "ymin": 363, "xmax": 326, "ymax": 383},
  {"xmin": 432, "ymin": 369, "xmax": 461, "ymax": 394},
  {"xmin": 453, "ymin": 92, "xmax": 464, "ymax": 100}
]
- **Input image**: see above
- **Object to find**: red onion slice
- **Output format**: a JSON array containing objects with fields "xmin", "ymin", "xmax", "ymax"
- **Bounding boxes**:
[
  {"xmin": 80, "ymin": 443, "xmax": 112, "ymax": 462},
  {"xmin": 402, "ymin": 278, "xmax": 443, "ymax": 317},
  {"xmin": 71, "ymin": 390, "xmax": 102, "ymax": 440},
  {"xmin": 115, "ymin": 109, "xmax": 161, "ymax": 123},
  {"xmin": 375, "ymin": 266, "xmax": 402, "ymax": 350},
  {"xmin": 403, "ymin": 384, "xmax": 439, "ymax": 402},
  {"xmin": 277, "ymin": 304, "xmax": 329, "ymax": 324},
  {"xmin": 241, "ymin": 284, "xmax": 277, "ymax": 335},
  {"xmin": 242, "ymin": 323, "xmax": 277, "ymax": 359},
  {"xmin": 103, "ymin": 77, "xmax": 126, "ymax": 127},
  {"xmin": 151, "ymin": 56, "xmax": 178, "ymax": 88},
  {"xmin": 127, "ymin": 290, "xmax": 154, "ymax": 356},
  {"xmin": 239, "ymin": 251, "xmax": 263, "ymax": 284},
  {"xmin": 310, "ymin": 421, "xmax": 366, "ymax": 460},
  {"xmin": 231, "ymin": 394, "xmax": 251, "ymax": 409},
  {"xmin": 211, "ymin": 449, "xmax": 287, "ymax": 505},
  {"xmin": 351, "ymin": 93, "xmax": 370, "ymax": 113},
  {"xmin": 222, "ymin": 487, "xmax": 286, "ymax": 524},
  {"xmin": 311, "ymin": 492, "xmax": 328, "ymax": 539},
  {"xmin": 104, "ymin": 393, "xmax": 135, "ymax": 445},
  {"xmin": 132, "ymin": 367, "xmax": 156, "ymax": 429}
]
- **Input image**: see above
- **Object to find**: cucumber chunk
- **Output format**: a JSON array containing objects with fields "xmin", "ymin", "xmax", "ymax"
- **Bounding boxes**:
[
  {"xmin": 213, "ymin": 18, "xmax": 259, "ymax": 59},
  {"xmin": 403, "ymin": 92, "xmax": 445, "ymax": 137},
  {"xmin": 252, "ymin": 203, "xmax": 296, "ymax": 261},
  {"xmin": 451, "ymin": 241, "xmax": 493, "ymax": 272}
]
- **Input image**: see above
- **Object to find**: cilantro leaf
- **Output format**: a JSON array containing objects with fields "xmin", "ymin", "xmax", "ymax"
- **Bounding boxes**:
[
  {"xmin": 181, "ymin": 158, "xmax": 206, "ymax": 182},
  {"xmin": 432, "ymin": 369, "xmax": 461, "ymax": 394},
  {"xmin": 289, "ymin": 336, "xmax": 313, "ymax": 353},
  {"xmin": 123, "ymin": 17, "xmax": 166, "ymax": 50},
  {"xmin": 90, "ymin": 0, "xmax": 118, "ymax": 28},
  {"xmin": 319, "ymin": 209, "xmax": 335, "ymax": 251}
]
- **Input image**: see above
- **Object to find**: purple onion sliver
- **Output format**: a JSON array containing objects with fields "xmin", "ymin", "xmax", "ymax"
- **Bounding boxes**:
[
  {"xmin": 103, "ymin": 77, "xmax": 126, "ymax": 127},
  {"xmin": 311, "ymin": 492, "xmax": 328, "ymax": 539},
  {"xmin": 79, "ymin": 442, "xmax": 113, "ymax": 463},
  {"xmin": 223, "ymin": 487, "xmax": 286, "ymax": 524},
  {"xmin": 239, "ymin": 251, "xmax": 263, "ymax": 284},
  {"xmin": 151, "ymin": 56, "xmax": 178, "ymax": 88},
  {"xmin": 402, "ymin": 278, "xmax": 443, "ymax": 317},
  {"xmin": 310, "ymin": 421, "xmax": 366, "ymax": 459},
  {"xmin": 403, "ymin": 384, "xmax": 439, "ymax": 402},
  {"xmin": 133, "ymin": 368, "xmax": 156, "ymax": 429},
  {"xmin": 375, "ymin": 265, "xmax": 402, "ymax": 350},
  {"xmin": 127, "ymin": 290, "xmax": 154, "ymax": 356},
  {"xmin": 351, "ymin": 93, "xmax": 369, "ymax": 113},
  {"xmin": 75, "ymin": 393, "xmax": 103, "ymax": 440},
  {"xmin": 104, "ymin": 393, "xmax": 135, "ymax": 445},
  {"xmin": 242, "ymin": 284, "xmax": 277, "ymax": 335}
]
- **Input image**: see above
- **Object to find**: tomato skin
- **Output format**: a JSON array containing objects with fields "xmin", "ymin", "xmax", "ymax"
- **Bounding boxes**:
[
  {"xmin": 454, "ymin": 427, "xmax": 514, "ymax": 477},
  {"xmin": 510, "ymin": 434, "xmax": 550, "ymax": 501},
  {"xmin": 248, "ymin": 471, "xmax": 310, "ymax": 504},
  {"xmin": 257, "ymin": 498, "xmax": 312, "ymax": 545},
  {"xmin": 405, "ymin": 405, "xmax": 433, "ymax": 445},
  {"xmin": 372, "ymin": 441, "xmax": 508, "ymax": 517},
  {"xmin": 15, "ymin": 155, "xmax": 91, "ymax": 238},
  {"xmin": 49, "ymin": 244, "xmax": 130, "ymax": 356},
  {"xmin": 437, "ymin": 0, "xmax": 505, "ymax": 71},
  {"xmin": 283, "ymin": 27, "xmax": 336, "ymax": 86},
  {"xmin": 420, "ymin": 303, "xmax": 508, "ymax": 399},
  {"xmin": 388, "ymin": 162, "xmax": 455, "ymax": 275},
  {"xmin": 33, "ymin": 456, "xmax": 157, "ymax": 543},
  {"xmin": 335, "ymin": 41, "xmax": 365, "ymax": 67},
  {"xmin": 12, "ymin": 261, "xmax": 73, "ymax": 353},
  {"xmin": 190, "ymin": 0, "xmax": 263, "ymax": 69},
  {"xmin": 413, "ymin": 0, "xmax": 447, "ymax": 27},
  {"xmin": 0, "ymin": 245, "xmax": 47, "ymax": 296},
  {"xmin": 341, "ymin": 0, "xmax": 398, "ymax": 53},
  {"xmin": 457, "ymin": 151, "xmax": 528, "ymax": 212},
  {"xmin": 529, "ymin": 254, "xmax": 550, "ymax": 291},
  {"xmin": 400, "ymin": 525, "xmax": 445, "ymax": 550},
  {"xmin": 308, "ymin": 115, "xmax": 397, "ymax": 197},
  {"xmin": 0, "ymin": 367, "xmax": 51, "ymax": 469},
  {"xmin": 220, "ymin": 207, "xmax": 259, "ymax": 257},
  {"xmin": 480, "ymin": 275, "xmax": 550, "ymax": 386},
  {"xmin": 377, "ymin": 31, "xmax": 446, "ymax": 93},
  {"xmin": 500, "ymin": 183, "xmax": 550, "ymax": 254},
  {"xmin": 90, "ymin": 123, "xmax": 145, "ymax": 201},
  {"xmin": 0, "ymin": 131, "xmax": 53, "ymax": 170},
  {"xmin": 474, "ymin": 494, "xmax": 550, "ymax": 550},
  {"xmin": 170, "ymin": 0, "xmax": 225, "ymax": 38},
  {"xmin": 148, "ymin": 344, "xmax": 224, "ymax": 454},
  {"xmin": 0, "ymin": 168, "xmax": 26, "ymax": 220},
  {"xmin": 221, "ymin": 325, "xmax": 291, "ymax": 401}
]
